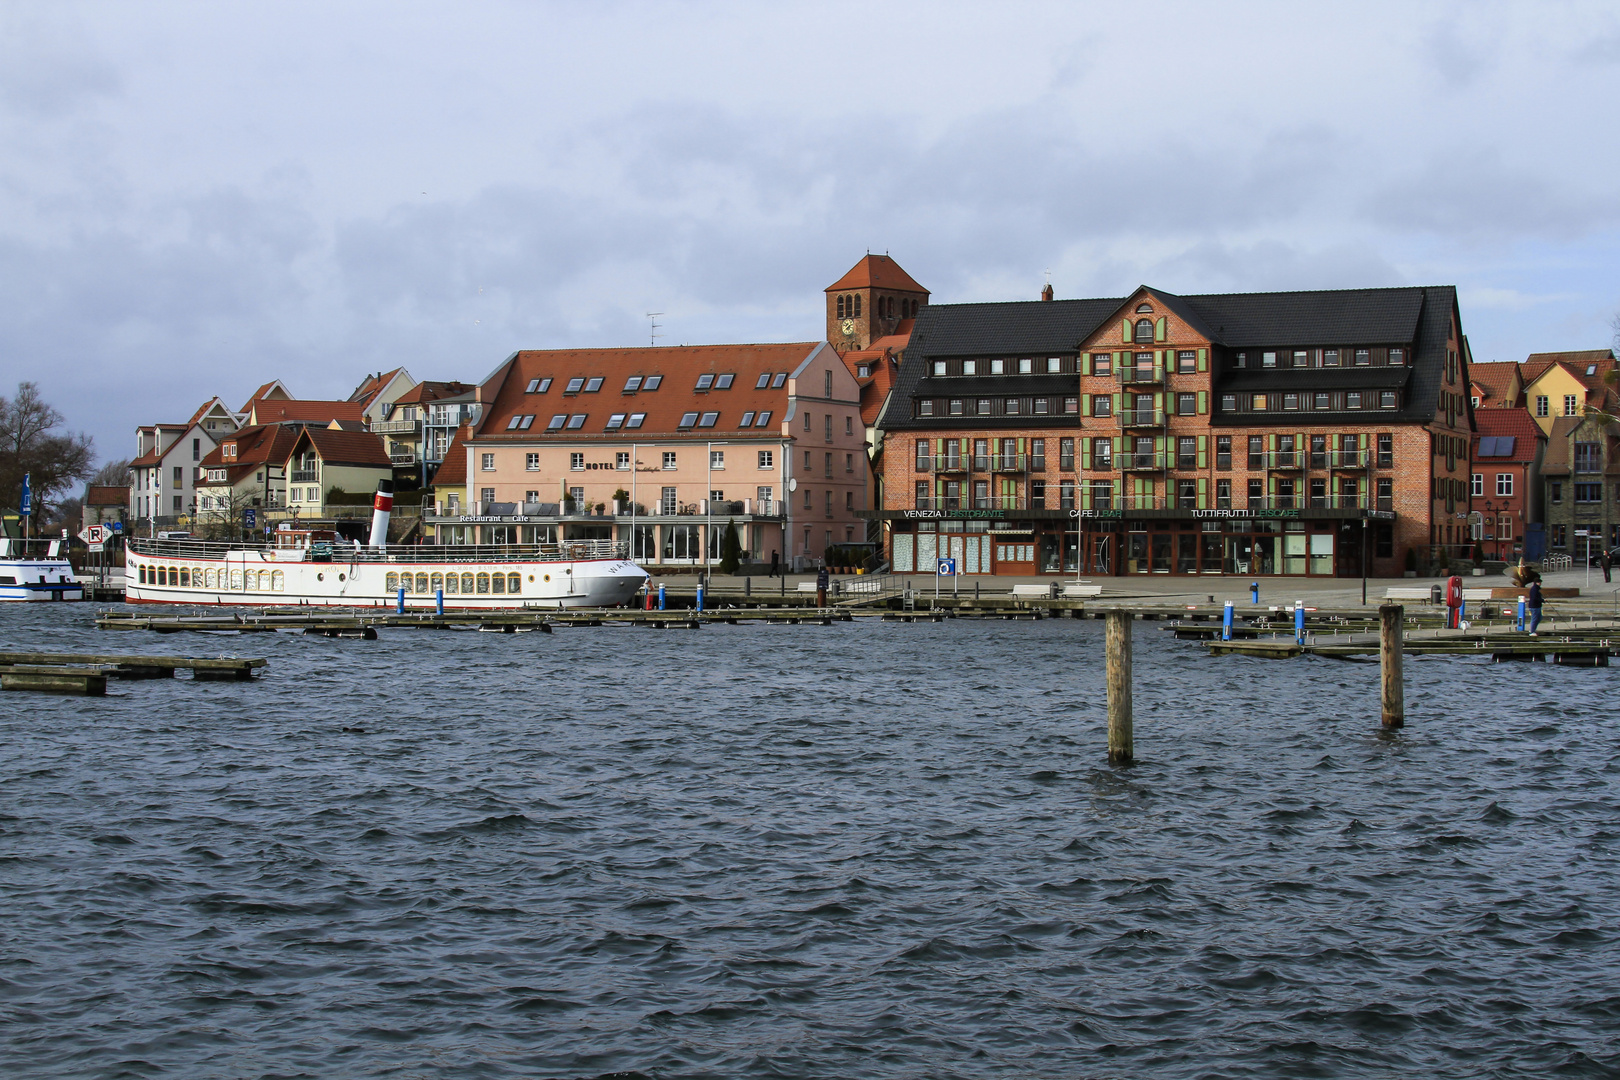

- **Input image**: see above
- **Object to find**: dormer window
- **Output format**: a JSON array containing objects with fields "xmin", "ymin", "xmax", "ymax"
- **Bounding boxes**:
[
  {"xmin": 857, "ymin": 365, "xmax": 870, "ymax": 378},
  {"xmin": 1134, "ymin": 319, "xmax": 1154, "ymax": 343},
  {"xmin": 932, "ymin": 361, "xmax": 947, "ymax": 376}
]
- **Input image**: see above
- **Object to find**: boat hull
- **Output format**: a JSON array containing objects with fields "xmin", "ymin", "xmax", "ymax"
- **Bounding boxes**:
[
  {"xmin": 0, "ymin": 559, "xmax": 85, "ymax": 602},
  {"xmin": 124, "ymin": 551, "xmax": 649, "ymax": 609}
]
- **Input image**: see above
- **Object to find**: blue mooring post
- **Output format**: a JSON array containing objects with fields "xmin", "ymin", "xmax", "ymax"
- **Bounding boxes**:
[
  {"xmin": 1517, "ymin": 596, "xmax": 1526, "ymax": 632},
  {"xmin": 696, "ymin": 581, "xmax": 705, "ymax": 612},
  {"xmin": 396, "ymin": 586, "xmax": 405, "ymax": 614},
  {"xmin": 1250, "ymin": 581, "xmax": 1260, "ymax": 604},
  {"xmin": 1294, "ymin": 600, "xmax": 1306, "ymax": 645},
  {"xmin": 1222, "ymin": 600, "xmax": 1234, "ymax": 641},
  {"xmin": 657, "ymin": 583, "xmax": 666, "ymax": 610},
  {"xmin": 435, "ymin": 587, "xmax": 444, "ymax": 616}
]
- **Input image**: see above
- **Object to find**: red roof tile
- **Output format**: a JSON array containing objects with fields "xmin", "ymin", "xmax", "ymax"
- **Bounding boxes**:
[
  {"xmin": 825, "ymin": 255, "xmax": 928, "ymax": 295},
  {"xmin": 290, "ymin": 427, "xmax": 392, "ymax": 469},
  {"xmin": 1472, "ymin": 409, "xmax": 1542, "ymax": 462},
  {"xmin": 85, "ymin": 485, "xmax": 126, "ymax": 506},
  {"xmin": 475, "ymin": 342, "xmax": 826, "ymax": 441},
  {"xmin": 434, "ymin": 427, "xmax": 470, "ymax": 484},
  {"xmin": 251, "ymin": 399, "xmax": 368, "ymax": 426},
  {"xmin": 393, "ymin": 380, "xmax": 474, "ymax": 406},
  {"xmin": 1469, "ymin": 361, "xmax": 1521, "ymax": 407}
]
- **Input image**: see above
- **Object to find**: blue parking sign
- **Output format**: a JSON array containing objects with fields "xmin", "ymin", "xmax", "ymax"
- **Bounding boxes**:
[{"xmin": 243, "ymin": 508, "xmax": 256, "ymax": 528}]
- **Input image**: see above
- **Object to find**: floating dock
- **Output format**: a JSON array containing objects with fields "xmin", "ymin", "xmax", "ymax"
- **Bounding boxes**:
[{"xmin": 0, "ymin": 651, "xmax": 266, "ymax": 695}]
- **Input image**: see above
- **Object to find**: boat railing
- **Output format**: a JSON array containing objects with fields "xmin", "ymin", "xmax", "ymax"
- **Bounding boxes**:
[{"xmin": 126, "ymin": 536, "xmax": 632, "ymax": 563}]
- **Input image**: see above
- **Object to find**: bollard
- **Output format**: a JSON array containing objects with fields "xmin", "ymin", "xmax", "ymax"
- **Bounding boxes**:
[
  {"xmin": 435, "ymin": 587, "xmax": 444, "ymax": 616},
  {"xmin": 645, "ymin": 587, "xmax": 654, "ymax": 611},
  {"xmin": 745, "ymin": 576, "xmax": 751, "ymax": 598},
  {"xmin": 696, "ymin": 582, "xmax": 705, "ymax": 612},
  {"xmin": 1250, "ymin": 581, "xmax": 1260, "ymax": 604},
  {"xmin": 1380, "ymin": 603, "xmax": 1405, "ymax": 729},
  {"xmin": 1294, "ymin": 600, "xmax": 1305, "ymax": 645},
  {"xmin": 396, "ymin": 586, "xmax": 405, "ymax": 614},
  {"xmin": 657, "ymin": 583, "xmax": 666, "ymax": 611},
  {"xmin": 1517, "ymin": 596, "xmax": 1526, "ymax": 632},
  {"xmin": 1222, "ymin": 601, "xmax": 1234, "ymax": 641},
  {"xmin": 1105, "ymin": 610, "xmax": 1134, "ymax": 765}
]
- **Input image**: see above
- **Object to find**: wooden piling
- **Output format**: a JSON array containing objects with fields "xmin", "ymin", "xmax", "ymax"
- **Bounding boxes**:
[
  {"xmin": 1379, "ymin": 603, "xmax": 1404, "ymax": 729},
  {"xmin": 1105, "ymin": 610, "xmax": 1133, "ymax": 765}
]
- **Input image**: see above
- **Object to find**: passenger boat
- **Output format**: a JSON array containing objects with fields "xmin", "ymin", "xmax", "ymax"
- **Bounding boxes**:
[
  {"xmin": 0, "ymin": 537, "xmax": 85, "ymax": 602},
  {"xmin": 123, "ymin": 482, "xmax": 648, "ymax": 609}
]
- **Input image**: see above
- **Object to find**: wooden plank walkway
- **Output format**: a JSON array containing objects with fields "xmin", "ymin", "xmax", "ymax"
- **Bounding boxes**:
[
  {"xmin": 0, "ymin": 652, "xmax": 266, "ymax": 695},
  {"xmin": 1205, "ymin": 617, "xmax": 1620, "ymax": 663}
]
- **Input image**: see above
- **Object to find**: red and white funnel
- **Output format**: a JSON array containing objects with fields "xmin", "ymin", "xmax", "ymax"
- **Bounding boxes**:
[{"xmin": 368, "ymin": 479, "xmax": 394, "ymax": 549}]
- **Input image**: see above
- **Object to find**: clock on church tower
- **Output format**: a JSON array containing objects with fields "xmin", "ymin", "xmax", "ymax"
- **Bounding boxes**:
[{"xmin": 823, "ymin": 254, "xmax": 930, "ymax": 353}]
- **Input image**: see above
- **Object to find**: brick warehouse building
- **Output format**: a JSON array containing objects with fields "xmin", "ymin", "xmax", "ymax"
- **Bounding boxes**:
[{"xmin": 871, "ymin": 283, "xmax": 1475, "ymax": 577}]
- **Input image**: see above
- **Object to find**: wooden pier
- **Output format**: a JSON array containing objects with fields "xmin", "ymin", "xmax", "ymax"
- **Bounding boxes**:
[
  {"xmin": 0, "ymin": 651, "xmax": 266, "ymax": 695},
  {"xmin": 1204, "ymin": 619, "xmax": 1620, "ymax": 664}
]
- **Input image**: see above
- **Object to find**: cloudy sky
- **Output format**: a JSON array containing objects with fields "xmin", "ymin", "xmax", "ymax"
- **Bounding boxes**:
[{"xmin": 3, "ymin": 1, "xmax": 1619, "ymax": 465}]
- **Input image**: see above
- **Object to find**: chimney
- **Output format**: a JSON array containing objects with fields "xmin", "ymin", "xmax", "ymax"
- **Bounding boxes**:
[{"xmin": 1041, "ymin": 283, "xmax": 1054, "ymax": 302}]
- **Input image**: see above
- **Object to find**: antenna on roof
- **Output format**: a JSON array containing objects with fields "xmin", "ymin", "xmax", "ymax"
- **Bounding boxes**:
[
  {"xmin": 1045, "ymin": 268, "xmax": 1051, "ymax": 285},
  {"xmin": 646, "ymin": 312, "xmax": 664, "ymax": 347}
]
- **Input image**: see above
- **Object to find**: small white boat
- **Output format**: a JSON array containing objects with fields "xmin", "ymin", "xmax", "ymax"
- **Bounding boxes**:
[{"xmin": 0, "ymin": 537, "xmax": 85, "ymax": 602}]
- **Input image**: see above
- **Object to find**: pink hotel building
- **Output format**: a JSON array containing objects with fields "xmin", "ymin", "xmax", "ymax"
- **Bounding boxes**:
[{"xmin": 434, "ymin": 342, "xmax": 868, "ymax": 568}]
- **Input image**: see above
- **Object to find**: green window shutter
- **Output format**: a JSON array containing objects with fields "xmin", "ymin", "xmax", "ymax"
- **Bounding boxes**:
[
  {"xmin": 1268, "ymin": 433, "xmax": 1277, "ymax": 453},
  {"xmin": 1081, "ymin": 441, "xmax": 1092, "ymax": 469},
  {"xmin": 1081, "ymin": 394, "xmax": 1091, "ymax": 417},
  {"xmin": 1331, "ymin": 434, "xmax": 1340, "ymax": 452},
  {"xmin": 1197, "ymin": 477, "xmax": 1208, "ymax": 508},
  {"xmin": 1081, "ymin": 483, "xmax": 1091, "ymax": 509},
  {"xmin": 1112, "ymin": 392, "xmax": 1122, "ymax": 416},
  {"xmin": 1082, "ymin": 354, "xmax": 1092, "ymax": 376},
  {"xmin": 1156, "ymin": 317, "xmax": 1167, "ymax": 342},
  {"xmin": 1197, "ymin": 391, "xmax": 1208, "ymax": 414},
  {"xmin": 935, "ymin": 438, "xmax": 943, "ymax": 458},
  {"xmin": 1122, "ymin": 319, "xmax": 1132, "ymax": 343},
  {"xmin": 1153, "ymin": 353, "xmax": 1164, "ymax": 381},
  {"xmin": 1197, "ymin": 348, "xmax": 1208, "ymax": 372},
  {"xmin": 1154, "ymin": 392, "xmax": 1164, "ymax": 416},
  {"xmin": 1268, "ymin": 475, "xmax": 1277, "ymax": 496},
  {"xmin": 1018, "ymin": 437, "xmax": 1027, "ymax": 455},
  {"xmin": 1197, "ymin": 435, "xmax": 1208, "ymax": 468},
  {"xmin": 1113, "ymin": 436, "xmax": 1124, "ymax": 458},
  {"xmin": 1116, "ymin": 350, "xmax": 1128, "ymax": 370}
]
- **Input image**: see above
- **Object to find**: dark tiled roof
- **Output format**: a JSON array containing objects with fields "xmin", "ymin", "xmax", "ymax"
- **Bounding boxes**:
[
  {"xmin": 903, "ymin": 298, "xmax": 1120, "ymax": 359},
  {"xmin": 1180, "ymin": 288, "xmax": 1426, "ymax": 348}
]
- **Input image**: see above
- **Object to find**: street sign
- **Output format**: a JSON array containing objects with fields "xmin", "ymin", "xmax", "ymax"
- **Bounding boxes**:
[
  {"xmin": 81, "ymin": 525, "xmax": 108, "ymax": 545},
  {"xmin": 110, "ymin": 521, "xmax": 123, "ymax": 532},
  {"xmin": 19, "ymin": 473, "xmax": 30, "ymax": 515},
  {"xmin": 243, "ymin": 508, "xmax": 257, "ymax": 528},
  {"xmin": 88, "ymin": 543, "xmax": 104, "ymax": 554},
  {"xmin": 937, "ymin": 558, "xmax": 956, "ymax": 576}
]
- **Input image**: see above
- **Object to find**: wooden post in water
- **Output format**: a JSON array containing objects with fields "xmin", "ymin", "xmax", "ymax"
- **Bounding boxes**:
[
  {"xmin": 1105, "ymin": 610, "xmax": 1134, "ymax": 764},
  {"xmin": 1379, "ymin": 603, "xmax": 1404, "ymax": 729}
]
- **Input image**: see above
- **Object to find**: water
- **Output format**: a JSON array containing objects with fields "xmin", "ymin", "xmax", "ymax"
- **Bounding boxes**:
[{"xmin": 2, "ymin": 605, "xmax": 1619, "ymax": 1078}]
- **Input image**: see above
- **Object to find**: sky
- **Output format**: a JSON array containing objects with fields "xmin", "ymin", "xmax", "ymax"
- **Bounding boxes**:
[{"xmin": 2, "ymin": 0, "xmax": 1619, "ymax": 467}]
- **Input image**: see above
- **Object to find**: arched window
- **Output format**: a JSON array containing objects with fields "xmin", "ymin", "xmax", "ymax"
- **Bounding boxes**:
[
  {"xmin": 461, "ymin": 572, "xmax": 475, "ymax": 594},
  {"xmin": 507, "ymin": 572, "xmax": 521, "ymax": 594},
  {"xmin": 443, "ymin": 573, "xmax": 458, "ymax": 595},
  {"xmin": 476, "ymin": 573, "xmax": 490, "ymax": 594},
  {"xmin": 491, "ymin": 573, "xmax": 506, "ymax": 594},
  {"xmin": 1136, "ymin": 302, "xmax": 1153, "ymax": 313},
  {"xmin": 836, "ymin": 295, "xmax": 845, "ymax": 319},
  {"xmin": 386, "ymin": 572, "xmax": 399, "ymax": 592},
  {"xmin": 430, "ymin": 572, "xmax": 444, "ymax": 594},
  {"xmin": 1134, "ymin": 318, "xmax": 1154, "ymax": 343},
  {"xmin": 271, "ymin": 570, "xmax": 284, "ymax": 591},
  {"xmin": 415, "ymin": 573, "xmax": 429, "ymax": 593},
  {"xmin": 853, "ymin": 294, "xmax": 861, "ymax": 317}
]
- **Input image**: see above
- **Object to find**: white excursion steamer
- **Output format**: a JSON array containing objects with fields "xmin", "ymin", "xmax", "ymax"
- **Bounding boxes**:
[
  {"xmin": 0, "ymin": 537, "xmax": 85, "ymax": 602},
  {"xmin": 124, "ymin": 481, "xmax": 649, "ymax": 609}
]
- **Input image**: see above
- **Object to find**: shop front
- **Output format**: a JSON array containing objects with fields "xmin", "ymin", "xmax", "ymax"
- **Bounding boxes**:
[{"xmin": 871, "ymin": 507, "xmax": 1392, "ymax": 577}]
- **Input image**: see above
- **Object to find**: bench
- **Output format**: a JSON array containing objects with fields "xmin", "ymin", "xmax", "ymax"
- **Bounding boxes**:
[
  {"xmin": 1383, "ymin": 586, "xmax": 1439, "ymax": 602},
  {"xmin": 1062, "ymin": 583, "xmax": 1104, "ymax": 598},
  {"xmin": 796, "ymin": 582, "xmax": 818, "ymax": 592},
  {"xmin": 1010, "ymin": 584, "xmax": 1052, "ymax": 598}
]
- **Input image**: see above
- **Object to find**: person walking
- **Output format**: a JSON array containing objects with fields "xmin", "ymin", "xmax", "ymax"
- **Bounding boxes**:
[
  {"xmin": 1602, "ymin": 547, "xmax": 1612, "ymax": 584},
  {"xmin": 769, "ymin": 549, "xmax": 779, "ymax": 578},
  {"xmin": 1527, "ymin": 578, "xmax": 1543, "ymax": 635}
]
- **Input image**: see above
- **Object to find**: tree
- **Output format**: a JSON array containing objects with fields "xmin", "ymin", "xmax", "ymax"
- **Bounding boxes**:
[
  {"xmin": 88, "ymin": 458, "xmax": 132, "ymax": 487},
  {"xmin": 0, "ymin": 382, "xmax": 94, "ymax": 521},
  {"xmin": 718, "ymin": 518, "xmax": 741, "ymax": 574}
]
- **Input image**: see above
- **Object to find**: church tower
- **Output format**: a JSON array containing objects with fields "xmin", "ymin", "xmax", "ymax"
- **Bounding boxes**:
[{"xmin": 824, "ymin": 255, "xmax": 929, "ymax": 353}]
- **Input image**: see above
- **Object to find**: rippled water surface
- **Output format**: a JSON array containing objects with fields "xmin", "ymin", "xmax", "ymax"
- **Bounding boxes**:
[{"xmin": 3, "ymin": 603, "xmax": 1620, "ymax": 1078}]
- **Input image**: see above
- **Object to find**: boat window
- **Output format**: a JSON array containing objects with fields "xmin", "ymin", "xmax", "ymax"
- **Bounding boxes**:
[
  {"xmin": 461, "ymin": 572, "xmax": 475, "ymax": 593},
  {"xmin": 476, "ymin": 573, "xmax": 490, "ymax": 594},
  {"xmin": 507, "ymin": 573, "xmax": 521, "ymax": 594},
  {"xmin": 491, "ymin": 573, "xmax": 506, "ymax": 594},
  {"xmin": 443, "ymin": 573, "xmax": 458, "ymax": 594}
]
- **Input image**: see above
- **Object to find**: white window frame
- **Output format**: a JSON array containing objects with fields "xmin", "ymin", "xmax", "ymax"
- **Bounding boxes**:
[{"xmin": 1496, "ymin": 473, "xmax": 1513, "ymax": 497}]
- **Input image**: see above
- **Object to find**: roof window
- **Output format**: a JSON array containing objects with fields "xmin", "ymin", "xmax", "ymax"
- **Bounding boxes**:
[
  {"xmin": 698, "ymin": 412, "xmax": 719, "ymax": 428},
  {"xmin": 623, "ymin": 376, "xmax": 642, "ymax": 392},
  {"xmin": 566, "ymin": 414, "xmax": 587, "ymax": 429},
  {"xmin": 1589, "ymin": 364, "xmax": 1598, "ymax": 376},
  {"xmin": 771, "ymin": 373, "xmax": 786, "ymax": 389},
  {"xmin": 519, "ymin": 415, "xmax": 534, "ymax": 429},
  {"xmin": 643, "ymin": 375, "xmax": 663, "ymax": 390},
  {"xmin": 606, "ymin": 414, "xmax": 626, "ymax": 430},
  {"xmin": 525, "ymin": 377, "xmax": 552, "ymax": 394},
  {"xmin": 696, "ymin": 374, "xmax": 714, "ymax": 391},
  {"xmin": 506, "ymin": 415, "xmax": 523, "ymax": 430},
  {"xmin": 857, "ymin": 366, "xmax": 870, "ymax": 378},
  {"xmin": 754, "ymin": 411, "xmax": 772, "ymax": 427},
  {"xmin": 739, "ymin": 411, "xmax": 756, "ymax": 426},
  {"xmin": 626, "ymin": 413, "xmax": 646, "ymax": 428},
  {"xmin": 584, "ymin": 377, "xmax": 603, "ymax": 392},
  {"xmin": 547, "ymin": 414, "xmax": 566, "ymax": 430},
  {"xmin": 679, "ymin": 412, "xmax": 699, "ymax": 429},
  {"xmin": 565, "ymin": 378, "xmax": 584, "ymax": 394},
  {"xmin": 715, "ymin": 374, "xmax": 734, "ymax": 389},
  {"xmin": 755, "ymin": 373, "xmax": 770, "ymax": 389}
]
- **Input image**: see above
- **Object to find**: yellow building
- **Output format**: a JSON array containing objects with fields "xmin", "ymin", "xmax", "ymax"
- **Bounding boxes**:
[{"xmin": 1520, "ymin": 350, "xmax": 1617, "ymax": 435}]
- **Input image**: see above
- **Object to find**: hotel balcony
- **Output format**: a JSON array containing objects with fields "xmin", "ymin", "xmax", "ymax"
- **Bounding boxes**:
[
  {"xmin": 1328, "ymin": 451, "xmax": 1369, "ymax": 470},
  {"xmin": 1120, "ymin": 451, "xmax": 1170, "ymax": 471},
  {"xmin": 1119, "ymin": 365, "xmax": 1165, "ymax": 386},
  {"xmin": 1120, "ymin": 407, "xmax": 1166, "ymax": 430},
  {"xmin": 290, "ymin": 470, "xmax": 319, "ymax": 484},
  {"xmin": 934, "ymin": 456, "xmax": 968, "ymax": 473},
  {"xmin": 1265, "ymin": 451, "xmax": 1303, "ymax": 470}
]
